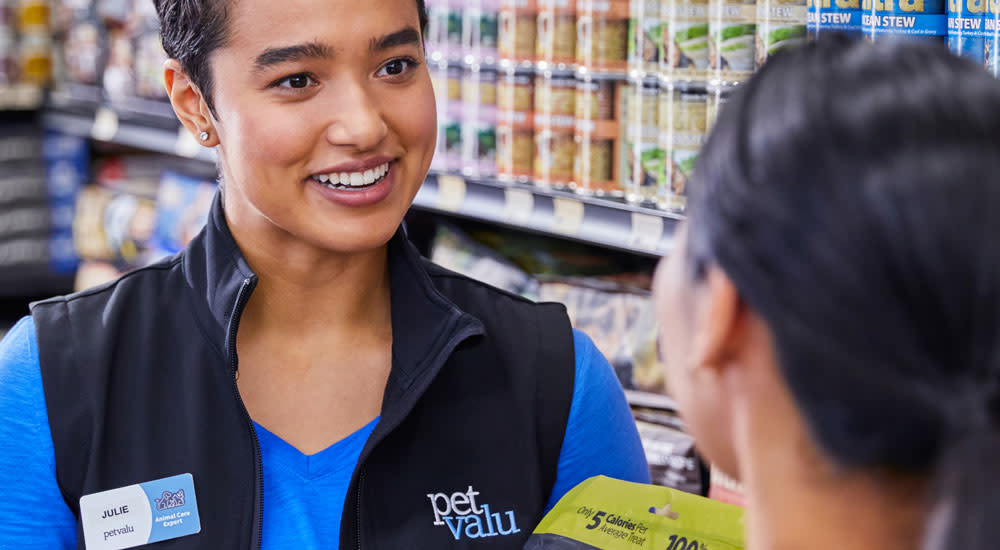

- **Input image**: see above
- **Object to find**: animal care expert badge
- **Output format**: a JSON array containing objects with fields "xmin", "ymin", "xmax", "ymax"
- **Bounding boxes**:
[{"xmin": 80, "ymin": 473, "xmax": 201, "ymax": 550}]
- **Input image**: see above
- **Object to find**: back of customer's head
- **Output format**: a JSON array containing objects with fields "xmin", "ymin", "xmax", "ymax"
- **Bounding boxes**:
[{"xmin": 658, "ymin": 35, "xmax": 1000, "ymax": 548}]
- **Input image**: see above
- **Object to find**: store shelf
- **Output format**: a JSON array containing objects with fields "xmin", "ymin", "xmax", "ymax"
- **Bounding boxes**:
[
  {"xmin": 416, "ymin": 172, "xmax": 679, "ymax": 257},
  {"xmin": 44, "ymin": 86, "xmax": 217, "ymax": 164},
  {"xmin": 625, "ymin": 390, "xmax": 678, "ymax": 412},
  {"xmin": 431, "ymin": 58, "xmax": 744, "ymax": 93},
  {"xmin": 0, "ymin": 84, "xmax": 44, "ymax": 111}
]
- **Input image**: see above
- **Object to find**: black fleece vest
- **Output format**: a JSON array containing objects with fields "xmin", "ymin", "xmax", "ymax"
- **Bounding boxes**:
[{"xmin": 31, "ymin": 195, "xmax": 575, "ymax": 549}]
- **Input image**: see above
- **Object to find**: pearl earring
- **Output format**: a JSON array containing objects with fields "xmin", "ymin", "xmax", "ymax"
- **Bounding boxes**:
[{"xmin": 199, "ymin": 131, "xmax": 210, "ymax": 141}]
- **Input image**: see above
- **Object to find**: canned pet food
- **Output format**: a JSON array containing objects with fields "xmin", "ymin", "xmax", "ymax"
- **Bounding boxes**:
[
  {"xmin": 463, "ymin": 0, "xmax": 500, "ymax": 63},
  {"xmin": 132, "ymin": 1, "xmax": 168, "ymax": 100},
  {"xmin": 445, "ymin": 66, "xmax": 465, "ymax": 171},
  {"xmin": 807, "ymin": 0, "xmax": 862, "ymax": 39},
  {"xmin": 659, "ymin": 89, "xmax": 707, "ymax": 212},
  {"xmin": 756, "ymin": 0, "xmax": 807, "ymax": 68},
  {"xmin": 574, "ymin": 79, "xmax": 620, "ymax": 194},
  {"xmin": 0, "ymin": 3, "xmax": 13, "ymax": 29},
  {"xmin": 706, "ymin": 86, "xmax": 729, "ymax": 130},
  {"xmin": 497, "ymin": 72, "xmax": 536, "ymax": 180},
  {"xmin": 500, "ymin": 0, "xmax": 538, "ymax": 63},
  {"xmin": 462, "ymin": 70, "xmax": 499, "ymax": 177},
  {"xmin": 17, "ymin": 0, "xmax": 49, "ymax": 32},
  {"xmin": 498, "ymin": 71, "xmax": 535, "ymax": 111},
  {"xmin": 64, "ymin": 16, "xmax": 103, "ymax": 85},
  {"xmin": 536, "ymin": 0, "xmax": 577, "ymax": 65},
  {"xmin": 949, "ymin": 0, "xmax": 1000, "ymax": 77},
  {"xmin": 533, "ymin": 75, "xmax": 576, "ymax": 186},
  {"xmin": 103, "ymin": 29, "xmax": 134, "ymax": 101},
  {"xmin": 447, "ymin": 0, "xmax": 465, "ymax": 56},
  {"xmin": 577, "ymin": 0, "xmax": 631, "ymax": 72},
  {"xmin": 134, "ymin": 29, "xmax": 168, "ymax": 99},
  {"xmin": 622, "ymin": 81, "xmax": 665, "ymax": 204},
  {"xmin": 0, "ymin": 29, "xmax": 16, "ymax": 86},
  {"xmin": 709, "ymin": 0, "xmax": 757, "ymax": 82},
  {"xmin": 18, "ymin": 32, "xmax": 52, "ymax": 85},
  {"xmin": 630, "ymin": 0, "xmax": 664, "ymax": 73},
  {"xmin": 662, "ymin": 0, "xmax": 711, "ymax": 81},
  {"xmin": 430, "ymin": 64, "xmax": 462, "ymax": 172},
  {"xmin": 425, "ymin": 0, "xmax": 452, "ymax": 60},
  {"xmin": 863, "ymin": 0, "xmax": 947, "ymax": 41}
]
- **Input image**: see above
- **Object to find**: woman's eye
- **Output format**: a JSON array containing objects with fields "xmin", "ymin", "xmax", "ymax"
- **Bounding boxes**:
[
  {"xmin": 276, "ymin": 74, "xmax": 315, "ymax": 89},
  {"xmin": 377, "ymin": 59, "xmax": 415, "ymax": 77}
]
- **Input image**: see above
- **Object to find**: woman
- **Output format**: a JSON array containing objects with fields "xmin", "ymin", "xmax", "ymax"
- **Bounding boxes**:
[
  {"xmin": 0, "ymin": 0, "xmax": 649, "ymax": 547},
  {"xmin": 655, "ymin": 36, "xmax": 1000, "ymax": 549}
]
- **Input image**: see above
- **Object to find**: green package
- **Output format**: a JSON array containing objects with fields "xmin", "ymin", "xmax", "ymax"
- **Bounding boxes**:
[{"xmin": 524, "ymin": 476, "xmax": 744, "ymax": 550}]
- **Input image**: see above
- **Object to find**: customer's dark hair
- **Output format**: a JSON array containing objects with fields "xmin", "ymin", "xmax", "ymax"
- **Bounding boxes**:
[
  {"xmin": 153, "ymin": 0, "xmax": 428, "ymax": 117},
  {"xmin": 687, "ymin": 35, "xmax": 1000, "ymax": 548}
]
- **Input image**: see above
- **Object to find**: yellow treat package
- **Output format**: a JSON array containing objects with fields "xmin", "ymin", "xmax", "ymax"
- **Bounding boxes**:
[{"xmin": 525, "ymin": 476, "xmax": 744, "ymax": 550}]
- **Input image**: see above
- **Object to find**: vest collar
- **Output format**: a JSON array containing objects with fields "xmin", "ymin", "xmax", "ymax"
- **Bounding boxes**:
[{"xmin": 183, "ymin": 192, "xmax": 485, "ymax": 381}]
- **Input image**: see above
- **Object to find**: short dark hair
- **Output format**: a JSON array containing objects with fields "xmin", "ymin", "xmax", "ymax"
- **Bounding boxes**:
[
  {"xmin": 687, "ymin": 36, "xmax": 1000, "ymax": 549},
  {"xmin": 153, "ymin": 0, "xmax": 428, "ymax": 117}
]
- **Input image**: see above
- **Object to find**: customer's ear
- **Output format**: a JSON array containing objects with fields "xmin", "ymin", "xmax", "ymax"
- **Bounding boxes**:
[{"xmin": 691, "ymin": 266, "xmax": 744, "ymax": 373}]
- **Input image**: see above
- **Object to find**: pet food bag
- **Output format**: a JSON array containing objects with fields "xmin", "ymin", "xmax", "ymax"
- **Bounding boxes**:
[{"xmin": 524, "ymin": 476, "xmax": 744, "ymax": 550}]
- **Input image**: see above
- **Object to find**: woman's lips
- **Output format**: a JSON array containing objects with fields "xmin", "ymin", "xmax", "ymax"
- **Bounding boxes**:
[{"xmin": 308, "ymin": 161, "xmax": 396, "ymax": 208}]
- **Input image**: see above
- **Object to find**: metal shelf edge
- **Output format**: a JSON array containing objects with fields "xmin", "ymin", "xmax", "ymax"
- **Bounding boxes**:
[
  {"xmin": 413, "ymin": 173, "xmax": 677, "ymax": 258},
  {"xmin": 41, "ymin": 110, "xmax": 217, "ymax": 165},
  {"xmin": 624, "ymin": 390, "xmax": 678, "ymax": 412}
]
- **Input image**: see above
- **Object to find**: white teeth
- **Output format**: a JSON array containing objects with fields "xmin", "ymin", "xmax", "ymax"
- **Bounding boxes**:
[{"xmin": 316, "ymin": 163, "xmax": 390, "ymax": 189}]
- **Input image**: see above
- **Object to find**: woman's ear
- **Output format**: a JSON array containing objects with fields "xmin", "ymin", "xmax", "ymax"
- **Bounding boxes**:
[
  {"xmin": 163, "ymin": 59, "xmax": 218, "ymax": 147},
  {"xmin": 691, "ymin": 266, "xmax": 744, "ymax": 373}
]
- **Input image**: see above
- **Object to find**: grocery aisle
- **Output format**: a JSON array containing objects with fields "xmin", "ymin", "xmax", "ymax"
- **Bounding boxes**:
[
  {"xmin": 0, "ymin": 0, "xmax": 835, "ymax": 508},
  {"xmin": 2, "ymin": 0, "xmax": 990, "ymax": 512}
]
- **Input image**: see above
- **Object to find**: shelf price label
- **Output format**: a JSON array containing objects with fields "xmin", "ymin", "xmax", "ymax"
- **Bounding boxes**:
[
  {"xmin": 504, "ymin": 188, "xmax": 534, "ymax": 225},
  {"xmin": 436, "ymin": 174, "xmax": 467, "ymax": 212},
  {"xmin": 91, "ymin": 107, "xmax": 119, "ymax": 142},
  {"xmin": 552, "ymin": 197, "xmax": 585, "ymax": 236},
  {"xmin": 175, "ymin": 127, "xmax": 203, "ymax": 159},
  {"xmin": 628, "ymin": 212, "xmax": 665, "ymax": 253}
]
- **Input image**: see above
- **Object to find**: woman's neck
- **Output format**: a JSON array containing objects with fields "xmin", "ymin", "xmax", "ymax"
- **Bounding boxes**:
[
  {"xmin": 223, "ymin": 207, "xmax": 393, "ymax": 341},
  {"xmin": 734, "ymin": 372, "xmax": 928, "ymax": 550},
  {"xmin": 743, "ymin": 457, "xmax": 927, "ymax": 550}
]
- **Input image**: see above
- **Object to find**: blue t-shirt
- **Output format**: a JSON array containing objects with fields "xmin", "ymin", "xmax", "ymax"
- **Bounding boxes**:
[{"xmin": 0, "ymin": 317, "xmax": 649, "ymax": 548}]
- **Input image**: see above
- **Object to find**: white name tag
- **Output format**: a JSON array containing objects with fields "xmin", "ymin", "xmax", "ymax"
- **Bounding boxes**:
[{"xmin": 80, "ymin": 473, "xmax": 201, "ymax": 550}]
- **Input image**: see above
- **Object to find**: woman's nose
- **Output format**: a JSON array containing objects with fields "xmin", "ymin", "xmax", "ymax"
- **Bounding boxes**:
[{"xmin": 324, "ymin": 81, "xmax": 390, "ymax": 151}]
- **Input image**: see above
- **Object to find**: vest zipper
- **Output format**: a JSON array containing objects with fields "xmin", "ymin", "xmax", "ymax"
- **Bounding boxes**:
[
  {"xmin": 356, "ymin": 469, "xmax": 365, "ymax": 550},
  {"xmin": 228, "ymin": 278, "xmax": 263, "ymax": 550}
]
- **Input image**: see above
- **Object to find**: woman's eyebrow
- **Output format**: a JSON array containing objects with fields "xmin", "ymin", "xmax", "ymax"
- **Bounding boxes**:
[
  {"xmin": 253, "ymin": 42, "xmax": 334, "ymax": 71},
  {"xmin": 370, "ymin": 27, "xmax": 421, "ymax": 53}
]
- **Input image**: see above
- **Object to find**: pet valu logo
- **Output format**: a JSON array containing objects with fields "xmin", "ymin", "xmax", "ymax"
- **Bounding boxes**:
[
  {"xmin": 427, "ymin": 486, "xmax": 520, "ymax": 541},
  {"xmin": 155, "ymin": 489, "xmax": 186, "ymax": 511}
]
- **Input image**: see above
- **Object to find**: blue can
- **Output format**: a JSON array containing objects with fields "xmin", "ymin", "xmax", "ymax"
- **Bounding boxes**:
[
  {"xmin": 862, "ymin": 0, "xmax": 948, "ymax": 42},
  {"xmin": 809, "ymin": 0, "xmax": 864, "ymax": 39},
  {"xmin": 948, "ymin": 0, "xmax": 1000, "ymax": 76}
]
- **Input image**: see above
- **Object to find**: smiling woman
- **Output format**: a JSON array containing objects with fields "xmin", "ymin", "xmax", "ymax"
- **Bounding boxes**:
[{"xmin": 0, "ymin": 1, "xmax": 651, "ymax": 549}]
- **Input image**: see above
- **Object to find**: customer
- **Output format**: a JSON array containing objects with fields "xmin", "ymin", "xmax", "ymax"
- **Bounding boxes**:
[
  {"xmin": 654, "ymin": 36, "xmax": 1000, "ymax": 550},
  {"xmin": 0, "ymin": 0, "xmax": 648, "ymax": 547}
]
